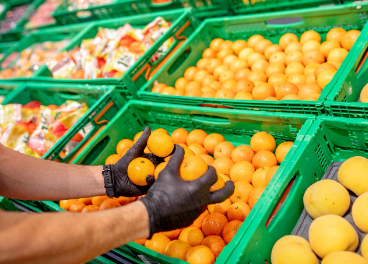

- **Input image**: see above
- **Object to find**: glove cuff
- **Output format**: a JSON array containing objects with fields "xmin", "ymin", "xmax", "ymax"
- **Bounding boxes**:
[
  {"xmin": 140, "ymin": 196, "xmax": 156, "ymax": 239},
  {"xmin": 102, "ymin": 165, "xmax": 115, "ymax": 198}
]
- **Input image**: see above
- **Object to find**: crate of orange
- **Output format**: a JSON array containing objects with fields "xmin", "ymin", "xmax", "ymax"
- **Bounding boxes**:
[
  {"xmin": 138, "ymin": 2, "xmax": 368, "ymax": 115},
  {"xmin": 31, "ymin": 9, "xmax": 197, "ymax": 100},
  {"xmin": 21, "ymin": 100, "xmax": 315, "ymax": 263},
  {"xmin": 324, "ymin": 24, "xmax": 368, "ymax": 119}
]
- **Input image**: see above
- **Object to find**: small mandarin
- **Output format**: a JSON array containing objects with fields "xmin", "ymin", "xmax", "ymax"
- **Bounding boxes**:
[
  {"xmin": 147, "ymin": 132, "xmax": 174, "ymax": 157},
  {"xmin": 127, "ymin": 158, "xmax": 155, "ymax": 186},
  {"xmin": 250, "ymin": 132, "xmax": 276, "ymax": 152},
  {"xmin": 222, "ymin": 220, "xmax": 243, "ymax": 244},
  {"xmin": 180, "ymin": 155, "xmax": 208, "ymax": 181},
  {"xmin": 252, "ymin": 167, "xmax": 271, "ymax": 187},
  {"xmin": 227, "ymin": 201, "xmax": 251, "ymax": 222},
  {"xmin": 275, "ymin": 141, "xmax": 294, "ymax": 163},
  {"xmin": 230, "ymin": 161, "xmax": 255, "ymax": 183},
  {"xmin": 214, "ymin": 141, "xmax": 235, "ymax": 159},
  {"xmin": 230, "ymin": 180, "xmax": 254, "ymax": 203},
  {"xmin": 171, "ymin": 128, "xmax": 189, "ymax": 144},
  {"xmin": 185, "ymin": 245, "xmax": 215, "ymax": 264},
  {"xmin": 145, "ymin": 233, "xmax": 171, "ymax": 254},
  {"xmin": 265, "ymin": 165, "xmax": 279, "ymax": 184},
  {"xmin": 203, "ymin": 133, "xmax": 225, "ymax": 155},
  {"xmin": 279, "ymin": 33, "xmax": 299, "ymax": 49},
  {"xmin": 187, "ymin": 129, "xmax": 208, "ymax": 146},
  {"xmin": 212, "ymin": 157, "xmax": 235, "ymax": 176},
  {"xmin": 207, "ymin": 198, "xmax": 231, "ymax": 215}
]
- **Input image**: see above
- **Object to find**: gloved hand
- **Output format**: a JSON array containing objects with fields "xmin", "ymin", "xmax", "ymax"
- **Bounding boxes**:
[
  {"xmin": 140, "ymin": 145, "xmax": 235, "ymax": 237},
  {"xmin": 108, "ymin": 127, "xmax": 162, "ymax": 197}
]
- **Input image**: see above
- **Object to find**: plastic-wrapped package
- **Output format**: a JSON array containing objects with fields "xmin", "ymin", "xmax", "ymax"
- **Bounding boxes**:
[{"xmin": 25, "ymin": 0, "xmax": 62, "ymax": 29}]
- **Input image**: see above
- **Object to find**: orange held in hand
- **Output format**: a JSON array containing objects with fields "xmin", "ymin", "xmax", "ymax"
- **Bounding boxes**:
[
  {"xmin": 180, "ymin": 155, "xmax": 208, "ymax": 181},
  {"xmin": 147, "ymin": 132, "xmax": 174, "ymax": 158},
  {"xmin": 127, "ymin": 157, "xmax": 155, "ymax": 186}
]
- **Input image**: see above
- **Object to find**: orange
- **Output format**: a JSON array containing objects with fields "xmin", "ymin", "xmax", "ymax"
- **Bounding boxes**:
[
  {"xmin": 154, "ymin": 162, "xmax": 167, "ymax": 180},
  {"xmin": 92, "ymin": 195, "xmax": 109, "ymax": 206},
  {"xmin": 252, "ymin": 150, "xmax": 277, "ymax": 169},
  {"xmin": 320, "ymin": 40, "xmax": 341, "ymax": 57},
  {"xmin": 127, "ymin": 157, "xmax": 155, "ymax": 186},
  {"xmin": 78, "ymin": 197, "xmax": 92, "ymax": 206},
  {"xmin": 209, "ymin": 174, "xmax": 225, "ymax": 192},
  {"xmin": 152, "ymin": 83, "xmax": 167, "ymax": 93},
  {"xmin": 300, "ymin": 30, "xmax": 321, "ymax": 44},
  {"xmin": 317, "ymin": 68, "xmax": 337, "ymax": 89},
  {"xmin": 99, "ymin": 198, "xmax": 121, "ymax": 210},
  {"xmin": 327, "ymin": 48, "xmax": 348, "ymax": 62},
  {"xmin": 171, "ymin": 128, "xmax": 189, "ymax": 144},
  {"xmin": 314, "ymin": 62, "xmax": 337, "ymax": 78},
  {"xmin": 191, "ymin": 209, "xmax": 209, "ymax": 229},
  {"xmin": 234, "ymin": 91, "xmax": 254, "ymax": 100},
  {"xmin": 215, "ymin": 89, "xmax": 235, "ymax": 99},
  {"xmin": 279, "ymin": 33, "xmax": 299, "ymax": 49},
  {"xmin": 196, "ymin": 58, "xmax": 209, "ymax": 70},
  {"xmin": 276, "ymin": 82, "xmax": 299, "ymax": 100},
  {"xmin": 238, "ymin": 47, "xmax": 255, "ymax": 62},
  {"xmin": 213, "ymin": 65, "xmax": 229, "ymax": 79},
  {"xmin": 232, "ymin": 40, "xmax": 248, "ymax": 55},
  {"xmin": 81, "ymin": 205, "xmax": 100, "ymax": 212},
  {"xmin": 220, "ymin": 40, "xmax": 233, "ymax": 50},
  {"xmin": 265, "ymin": 165, "xmax": 279, "ymax": 184},
  {"xmin": 231, "ymin": 145, "xmax": 255, "ymax": 163},
  {"xmin": 116, "ymin": 139, "xmax": 134, "ymax": 156},
  {"xmin": 222, "ymin": 220, "xmax": 242, "ymax": 244},
  {"xmin": 233, "ymin": 79, "xmax": 255, "ymax": 93},
  {"xmin": 305, "ymin": 73, "xmax": 317, "ymax": 84},
  {"xmin": 147, "ymin": 132, "xmax": 174, "ymax": 157},
  {"xmin": 161, "ymin": 87, "xmax": 176, "ymax": 95},
  {"xmin": 210, "ymin": 38, "xmax": 224, "ymax": 51},
  {"xmin": 230, "ymin": 161, "xmax": 255, "ymax": 183},
  {"xmin": 187, "ymin": 129, "xmax": 208, "ymax": 146},
  {"xmin": 302, "ymin": 40, "xmax": 321, "ymax": 53},
  {"xmin": 247, "ymin": 52, "xmax": 266, "ymax": 67},
  {"xmin": 185, "ymin": 89, "xmax": 202, "ymax": 97},
  {"xmin": 230, "ymin": 59, "xmax": 248, "ymax": 72},
  {"xmin": 184, "ymin": 66, "xmax": 198, "ymax": 81},
  {"xmin": 105, "ymin": 154, "xmax": 121, "ymax": 165},
  {"xmin": 179, "ymin": 227, "xmax": 204, "ymax": 246},
  {"xmin": 202, "ymin": 213, "xmax": 228, "ymax": 236},
  {"xmin": 185, "ymin": 81, "xmax": 201, "ymax": 91},
  {"xmin": 207, "ymin": 198, "xmax": 231, "ymax": 215},
  {"xmin": 206, "ymin": 58, "xmax": 222, "ymax": 74},
  {"xmin": 282, "ymin": 94, "xmax": 302, "ymax": 100},
  {"xmin": 188, "ymin": 144, "xmax": 208, "ymax": 156},
  {"xmin": 268, "ymin": 73, "xmax": 288, "ymax": 86},
  {"xmin": 287, "ymin": 74, "xmax": 306, "ymax": 86},
  {"xmin": 152, "ymin": 128, "xmax": 169, "ymax": 135},
  {"xmin": 134, "ymin": 238, "xmax": 147, "ymax": 246},
  {"xmin": 248, "ymin": 35, "xmax": 264, "ymax": 48},
  {"xmin": 284, "ymin": 42, "xmax": 302, "ymax": 54},
  {"xmin": 275, "ymin": 141, "xmax": 293, "ymax": 163},
  {"xmin": 164, "ymin": 240, "xmax": 191, "ymax": 260},
  {"xmin": 251, "ymin": 167, "xmax": 271, "ymax": 188},
  {"xmin": 145, "ymin": 233, "xmax": 171, "ymax": 254},
  {"xmin": 214, "ymin": 141, "xmax": 235, "ymax": 159},
  {"xmin": 199, "ymin": 87, "xmax": 216, "ymax": 94},
  {"xmin": 254, "ymin": 39, "xmax": 273, "ymax": 54},
  {"xmin": 250, "ymin": 131, "xmax": 276, "ymax": 152},
  {"xmin": 211, "ymin": 157, "xmax": 234, "ymax": 176},
  {"xmin": 69, "ymin": 201, "xmax": 86, "ymax": 212},
  {"xmin": 269, "ymin": 52, "xmax": 286, "ymax": 65},
  {"xmin": 327, "ymin": 27, "xmax": 347, "ymax": 43},
  {"xmin": 159, "ymin": 229, "xmax": 183, "ymax": 240},
  {"xmin": 217, "ymin": 49, "xmax": 234, "ymax": 61},
  {"xmin": 133, "ymin": 131, "xmax": 144, "ymax": 143},
  {"xmin": 298, "ymin": 84, "xmax": 322, "ymax": 99},
  {"xmin": 265, "ymin": 97, "xmax": 279, "ymax": 101},
  {"xmin": 303, "ymin": 93, "xmax": 321, "ymax": 101},
  {"xmin": 114, "ymin": 196, "xmax": 135, "ymax": 206},
  {"xmin": 219, "ymin": 174, "xmax": 231, "ymax": 182},
  {"xmin": 223, "ymin": 55, "xmax": 238, "ymax": 66},
  {"xmin": 194, "ymin": 70, "xmax": 209, "ymax": 84},
  {"xmin": 341, "ymin": 29, "xmax": 360, "ymax": 50},
  {"xmin": 285, "ymin": 62, "xmax": 304, "ymax": 76},
  {"xmin": 202, "ymin": 91, "xmax": 216, "ymax": 98},
  {"xmin": 265, "ymin": 44, "xmax": 283, "ymax": 60},
  {"xmin": 185, "ymin": 245, "xmax": 215, "ymax": 264},
  {"xmin": 266, "ymin": 63, "xmax": 285, "ymax": 77},
  {"xmin": 201, "ymin": 235, "xmax": 226, "ymax": 258},
  {"xmin": 249, "ymin": 187, "xmax": 266, "ymax": 208},
  {"xmin": 222, "ymin": 79, "xmax": 236, "ymax": 90},
  {"xmin": 230, "ymin": 181, "xmax": 253, "ymax": 203},
  {"xmin": 302, "ymin": 50, "xmax": 325, "ymax": 65},
  {"xmin": 227, "ymin": 202, "xmax": 251, "ymax": 222},
  {"xmin": 234, "ymin": 68, "xmax": 252, "ymax": 81},
  {"xmin": 219, "ymin": 70, "xmax": 235, "ymax": 83},
  {"xmin": 180, "ymin": 155, "xmax": 208, "ymax": 181},
  {"xmin": 203, "ymin": 133, "xmax": 225, "ymax": 154},
  {"xmin": 304, "ymin": 62, "xmax": 320, "ymax": 76},
  {"xmin": 285, "ymin": 51, "xmax": 303, "ymax": 65},
  {"xmin": 202, "ymin": 75, "xmax": 216, "ymax": 87},
  {"xmin": 252, "ymin": 83, "xmax": 275, "ymax": 100},
  {"xmin": 59, "ymin": 199, "xmax": 78, "ymax": 210},
  {"xmin": 251, "ymin": 59, "xmax": 269, "ymax": 73},
  {"xmin": 200, "ymin": 154, "xmax": 215, "ymax": 165}
]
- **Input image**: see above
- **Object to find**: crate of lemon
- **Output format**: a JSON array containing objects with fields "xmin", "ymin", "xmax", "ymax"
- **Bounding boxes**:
[
  {"xmin": 138, "ymin": 2, "xmax": 368, "ymax": 115},
  {"xmin": 28, "ymin": 100, "xmax": 312, "ymax": 264}
]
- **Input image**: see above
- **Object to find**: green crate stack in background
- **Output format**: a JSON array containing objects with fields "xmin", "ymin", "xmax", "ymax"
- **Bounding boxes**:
[
  {"xmin": 138, "ymin": 2, "xmax": 368, "ymax": 115},
  {"xmin": 325, "ymin": 24, "xmax": 368, "ymax": 119},
  {"xmin": 220, "ymin": 116, "xmax": 368, "ymax": 263},
  {"xmin": 0, "ymin": 82, "xmax": 21, "ymax": 102},
  {"xmin": 33, "ymin": 9, "xmax": 197, "ymax": 100},
  {"xmin": 173, "ymin": 0, "xmax": 230, "ymax": 20}
]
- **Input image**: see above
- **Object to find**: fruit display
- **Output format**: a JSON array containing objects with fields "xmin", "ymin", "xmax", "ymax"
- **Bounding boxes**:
[
  {"xmin": 24, "ymin": 0, "xmax": 62, "ymax": 29},
  {"xmin": 46, "ymin": 17, "xmax": 173, "ymax": 79},
  {"xmin": 0, "ymin": 4, "xmax": 30, "ymax": 33},
  {"xmin": 151, "ymin": 28, "xmax": 360, "ymax": 101},
  {"xmin": 0, "ymin": 40, "xmax": 69, "ymax": 79},
  {"xmin": 0, "ymin": 100, "xmax": 89, "ymax": 158},
  {"xmin": 61, "ymin": 127, "xmax": 294, "ymax": 263},
  {"xmin": 271, "ymin": 156, "xmax": 368, "ymax": 264}
]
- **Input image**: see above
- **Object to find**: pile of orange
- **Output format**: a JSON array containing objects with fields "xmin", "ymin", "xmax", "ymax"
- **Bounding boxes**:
[
  {"xmin": 102, "ymin": 127, "xmax": 294, "ymax": 263},
  {"xmin": 151, "ymin": 28, "xmax": 360, "ymax": 102}
]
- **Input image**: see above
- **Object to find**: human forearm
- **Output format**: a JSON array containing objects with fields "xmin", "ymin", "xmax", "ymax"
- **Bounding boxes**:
[
  {"xmin": 0, "ymin": 201, "xmax": 149, "ymax": 264},
  {"xmin": 0, "ymin": 143, "xmax": 105, "ymax": 200}
]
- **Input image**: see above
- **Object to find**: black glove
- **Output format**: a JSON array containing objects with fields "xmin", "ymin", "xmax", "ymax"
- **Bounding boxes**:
[
  {"xmin": 104, "ymin": 127, "xmax": 159, "ymax": 197},
  {"xmin": 140, "ymin": 145, "xmax": 235, "ymax": 237}
]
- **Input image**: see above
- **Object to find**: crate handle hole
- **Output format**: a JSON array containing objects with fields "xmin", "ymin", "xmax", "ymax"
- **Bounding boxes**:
[
  {"xmin": 167, "ymin": 47, "xmax": 191, "ymax": 75},
  {"xmin": 191, "ymin": 114, "xmax": 230, "ymax": 125},
  {"xmin": 266, "ymin": 17, "xmax": 303, "ymax": 28},
  {"xmin": 58, "ymin": 91, "xmax": 83, "ymax": 100}
]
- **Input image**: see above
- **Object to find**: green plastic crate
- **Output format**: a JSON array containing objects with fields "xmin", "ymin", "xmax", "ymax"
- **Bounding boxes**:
[
  {"xmin": 34, "ymin": 9, "xmax": 197, "ymax": 100},
  {"xmin": 2, "ymin": 82, "xmax": 126, "ymax": 163},
  {"xmin": 229, "ymin": 0, "xmax": 341, "ymax": 15},
  {"xmin": 173, "ymin": 0, "xmax": 229, "ymax": 20},
  {"xmin": 21, "ymin": 100, "xmax": 313, "ymax": 263},
  {"xmin": 138, "ymin": 3, "xmax": 368, "ymax": 115},
  {"xmin": 325, "ymin": 22, "xmax": 368, "ymax": 118},
  {"xmin": 0, "ymin": 196, "xmax": 22, "ymax": 211},
  {"xmin": 223, "ymin": 115, "xmax": 368, "ymax": 263},
  {"xmin": 0, "ymin": 22, "xmax": 93, "ymax": 82},
  {"xmin": 0, "ymin": 81, "xmax": 22, "ymax": 102}
]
